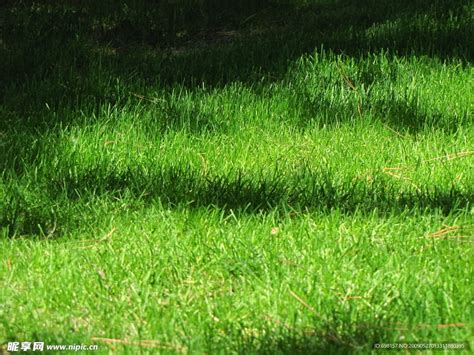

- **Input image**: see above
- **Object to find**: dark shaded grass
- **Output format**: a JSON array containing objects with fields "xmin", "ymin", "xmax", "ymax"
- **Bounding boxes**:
[
  {"xmin": 228, "ymin": 326, "xmax": 384, "ymax": 354},
  {"xmin": 293, "ymin": 90, "xmax": 466, "ymax": 134},
  {"xmin": 45, "ymin": 166, "xmax": 472, "ymax": 213},
  {"xmin": 2, "ymin": 166, "xmax": 472, "ymax": 237},
  {"xmin": 204, "ymin": 319, "xmax": 469, "ymax": 354},
  {"xmin": 0, "ymin": 0, "xmax": 472, "ymax": 119},
  {"xmin": 1, "ymin": 60, "xmax": 471, "ymax": 139}
]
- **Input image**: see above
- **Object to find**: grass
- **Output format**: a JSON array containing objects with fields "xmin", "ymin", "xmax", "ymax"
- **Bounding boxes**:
[{"xmin": 1, "ymin": 0, "xmax": 473, "ymax": 353}]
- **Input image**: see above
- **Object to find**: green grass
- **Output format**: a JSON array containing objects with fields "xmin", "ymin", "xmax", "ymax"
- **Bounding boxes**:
[{"xmin": 1, "ymin": 0, "xmax": 473, "ymax": 353}]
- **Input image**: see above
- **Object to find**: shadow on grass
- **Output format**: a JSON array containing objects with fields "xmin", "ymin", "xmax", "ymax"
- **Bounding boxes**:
[
  {"xmin": 294, "ymin": 93, "xmax": 463, "ymax": 133},
  {"xmin": 0, "ymin": 0, "xmax": 471, "ymax": 121},
  {"xmin": 1, "ymin": 1, "xmax": 472, "ymax": 237},
  {"xmin": 47, "ymin": 167, "xmax": 473, "ymax": 212},
  {"xmin": 295, "ymin": 92, "xmax": 462, "ymax": 134},
  {"xmin": 2, "ymin": 165, "xmax": 471, "ymax": 237},
  {"xmin": 210, "ymin": 321, "xmax": 389, "ymax": 354}
]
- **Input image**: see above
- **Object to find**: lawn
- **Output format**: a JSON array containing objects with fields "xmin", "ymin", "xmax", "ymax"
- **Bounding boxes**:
[{"xmin": 0, "ymin": 0, "xmax": 473, "ymax": 353}]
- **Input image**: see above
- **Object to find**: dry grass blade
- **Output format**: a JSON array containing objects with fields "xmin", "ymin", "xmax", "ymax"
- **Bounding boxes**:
[
  {"xmin": 336, "ymin": 62, "xmax": 363, "ymax": 118},
  {"xmin": 382, "ymin": 169, "xmax": 421, "ymax": 192},
  {"xmin": 382, "ymin": 123, "xmax": 406, "ymax": 138},
  {"xmin": 429, "ymin": 225, "xmax": 474, "ymax": 238},
  {"xmin": 336, "ymin": 63, "xmax": 357, "ymax": 92},
  {"xmin": 345, "ymin": 296, "xmax": 365, "ymax": 300},
  {"xmin": 382, "ymin": 169, "xmax": 408, "ymax": 178},
  {"xmin": 384, "ymin": 150, "xmax": 473, "ymax": 172},
  {"xmin": 289, "ymin": 289, "xmax": 321, "ymax": 318},
  {"xmin": 91, "ymin": 337, "xmax": 187, "ymax": 352},
  {"xmin": 6, "ymin": 258, "xmax": 12, "ymax": 271},
  {"xmin": 430, "ymin": 226, "xmax": 463, "ymax": 237},
  {"xmin": 423, "ymin": 150, "xmax": 474, "ymax": 163},
  {"xmin": 79, "ymin": 227, "xmax": 117, "ymax": 244},
  {"xmin": 74, "ymin": 228, "xmax": 117, "ymax": 250},
  {"xmin": 130, "ymin": 92, "xmax": 163, "ymax": 104},
  {"xmin": 436, "ymin": 323, "xmax": 465, "ymax": 329}
]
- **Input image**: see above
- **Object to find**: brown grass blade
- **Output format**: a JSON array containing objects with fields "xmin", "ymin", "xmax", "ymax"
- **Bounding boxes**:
[
  {"xmin": 289, "ymin": 289, "xmax": 321, "ymax": 318},
  {"xmin": 430, "ymin": 225, "xmax": 474, "ymax": 238},
  {"xmin": 423, "ymin": 150, "xmax": 474, "ymax": 163},
  {"xmin": 382, "ymin": 169, "xmax": 421, "ymax": 192}
]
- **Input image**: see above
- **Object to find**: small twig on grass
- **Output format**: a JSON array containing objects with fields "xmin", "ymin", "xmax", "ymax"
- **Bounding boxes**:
[
  {"xmin": 102, "ymin": 227, "xmax": 117, "ymax": 239},
  {"xmin": 241, "ymin": 13, "xmax": 258, "ymax": 25}
]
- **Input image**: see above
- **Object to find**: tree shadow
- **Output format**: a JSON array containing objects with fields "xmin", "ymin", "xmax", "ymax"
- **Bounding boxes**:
[
  {"xmin": 1, "ymin": 0, "xmax": 471, "ymax": 98},
  {"xmin": 211, "ymin": 321, "xmax": 390, "ymax": 354},
  {"xmin": 1, "ymin": 1, "xmax": 472, "ymax": 238},
  {"xmin": 2, "ymin": 164, "xmax": 472, "ymax": 237},
  {"xmin": 1, "ymin": 0, "xmax": 471, "ymax": 138},
  {"xmin": 294, "ymin": 92, "xmax": 462, "ymax": 133}
]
